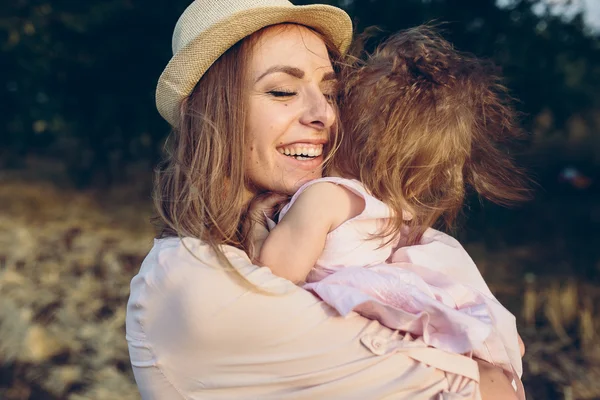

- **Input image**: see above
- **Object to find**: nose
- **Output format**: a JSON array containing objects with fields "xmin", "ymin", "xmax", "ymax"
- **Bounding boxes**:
[{"xmin": 299, "ymin": 87, "xmax": 336, "ymax": 131}]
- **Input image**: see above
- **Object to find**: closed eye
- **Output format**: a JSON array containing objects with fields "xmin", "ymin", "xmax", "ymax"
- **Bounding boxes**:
[{"xmin": 268, "ymin": 90, "xmax": 297, "ymax": 98}]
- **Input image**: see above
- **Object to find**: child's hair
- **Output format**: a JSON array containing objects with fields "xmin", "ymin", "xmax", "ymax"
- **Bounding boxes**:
[{"xmin": 332, "ymin": 26, "xmax": 531, "ymax": 244}]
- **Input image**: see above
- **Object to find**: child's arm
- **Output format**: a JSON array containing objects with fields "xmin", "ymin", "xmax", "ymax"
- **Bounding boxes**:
[{"xmin": 258, "ymin": 182, "xmax": 365, "ymax": 284}]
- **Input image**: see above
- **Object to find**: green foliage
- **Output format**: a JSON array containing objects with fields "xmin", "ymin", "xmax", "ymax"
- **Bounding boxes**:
[
  {"xmin": 0, "ymin": 0, "xmax": 191, "ymax": 184},
  {"xmin": 1, "ymin": 0, "xmax": 599, "ymax": 186}
]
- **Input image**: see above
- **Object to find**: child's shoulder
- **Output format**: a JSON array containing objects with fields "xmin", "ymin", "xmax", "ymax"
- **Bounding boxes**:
[
  {"xmin": 280, "ymin": 178, "xmax": 367, "ymax": 229},
  {"xmin": 294, "ymin": 177, "xmax": 367, "ymax": 201},
  {"xmin": 295, "ymin": 178, "xmax": 364, "ymax": 207}
]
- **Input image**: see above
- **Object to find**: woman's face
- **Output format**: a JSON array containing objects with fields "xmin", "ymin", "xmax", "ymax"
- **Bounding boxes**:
[{"xmin": 244, "ymin": 24, "xmax": 337, "ymax": 197}]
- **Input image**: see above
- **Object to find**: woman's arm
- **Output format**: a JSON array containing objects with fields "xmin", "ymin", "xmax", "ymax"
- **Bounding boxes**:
[
  {"xmin": 127, "ymin": 237, "xmax": 480, "ymax": 399},
  {"xmin": 257, "ymin": 182, "xmax": 364, "ymax": 283}
]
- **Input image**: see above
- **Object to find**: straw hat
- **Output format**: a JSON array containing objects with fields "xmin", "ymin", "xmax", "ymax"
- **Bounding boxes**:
[{"xmin": 156, "ymin": 0, "xmax": 353, "ymax": 127}]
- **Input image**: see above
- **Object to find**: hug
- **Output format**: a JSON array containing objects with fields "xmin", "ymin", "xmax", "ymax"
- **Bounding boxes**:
[{"xmin": 126, "ymin": 0, "xmax": 528, "ymax": 398}]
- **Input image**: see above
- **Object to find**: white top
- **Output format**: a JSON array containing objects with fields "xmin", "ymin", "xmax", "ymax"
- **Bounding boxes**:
[{"xmin": 126, "ymin": 236, "xmax": 482, "ymax": 399}]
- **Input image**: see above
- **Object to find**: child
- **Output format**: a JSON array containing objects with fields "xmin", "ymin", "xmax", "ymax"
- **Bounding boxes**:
[{"xmin": 248, "ymin": 27, "xmax": 529, "ymax": 399}]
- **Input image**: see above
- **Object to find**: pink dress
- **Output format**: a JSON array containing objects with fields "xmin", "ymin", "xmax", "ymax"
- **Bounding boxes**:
[{"xmin": 275, "ymin": 177, "xmax": 524, "ymax": 395}]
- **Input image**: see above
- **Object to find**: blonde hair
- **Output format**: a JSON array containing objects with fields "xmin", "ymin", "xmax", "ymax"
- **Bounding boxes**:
[
  {"xmin": 333, "ymin": 26, "xmax": 530, "ymax": 245},
  {"xmin": 153, "ymin": 24, "xmax": 344, "ymax": 271}
]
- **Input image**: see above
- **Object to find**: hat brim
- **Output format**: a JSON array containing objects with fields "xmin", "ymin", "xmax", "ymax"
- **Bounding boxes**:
[{"xmin": 156, "ymin": 4, "xmax": 353, "ymax": 126}]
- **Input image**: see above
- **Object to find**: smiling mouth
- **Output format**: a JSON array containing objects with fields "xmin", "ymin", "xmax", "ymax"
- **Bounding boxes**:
[{"xmin": 277, "ymin": 144, "xmax": 324, "ymax": 161}]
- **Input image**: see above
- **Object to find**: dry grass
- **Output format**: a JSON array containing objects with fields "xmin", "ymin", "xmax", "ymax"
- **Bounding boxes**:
[
  {"xmin": 0, "ymin": 180, "xmax": 153, "ymax": 399},
  {"xmin": 0, "ymin": 178, "xmax": 599, "ymax": 399},
  {"xmin": 517, "ymin": 277, "xmax": 600, "ymax": 399},
  {"xmin": 470, "ymin": 247, "xmax": 600, "ymax": 399}
]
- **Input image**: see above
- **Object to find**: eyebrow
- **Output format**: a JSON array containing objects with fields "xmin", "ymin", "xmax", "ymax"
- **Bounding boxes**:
[{"xmin": 255, "ymin": 65, "xmax": 337, "ymax": 84}]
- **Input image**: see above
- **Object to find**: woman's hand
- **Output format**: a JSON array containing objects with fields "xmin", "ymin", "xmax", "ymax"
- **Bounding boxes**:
[
  {"xmin": 476, "ymin": 359, "xmax": 520, "ymax": 400},
  {"xmin": 241, "ymin": 193, "xmax": 289, "ymax": 263}
]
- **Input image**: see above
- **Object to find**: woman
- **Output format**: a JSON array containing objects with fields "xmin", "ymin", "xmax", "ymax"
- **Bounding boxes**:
[{"xmin": 126, "ymin": 0, "xmax": 514, "ymax": 398}]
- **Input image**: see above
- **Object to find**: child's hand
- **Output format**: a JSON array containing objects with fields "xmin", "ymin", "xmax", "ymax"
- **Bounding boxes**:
[{"xmin": 242, "ymin": 193, "xmax": 288, "ymax": 263}]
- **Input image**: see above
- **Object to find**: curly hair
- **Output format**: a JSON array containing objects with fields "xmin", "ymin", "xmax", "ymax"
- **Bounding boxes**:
[{"xmin": 332, "ymin": 26, "xmax": 531, "ymax": 244}]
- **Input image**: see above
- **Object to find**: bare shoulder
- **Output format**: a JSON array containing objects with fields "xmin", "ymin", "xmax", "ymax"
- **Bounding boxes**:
[
  {"xmin": 292, "ymin": 181, "xmax": 365, "ymax": 229},
  {"xmin": 299, "ymin": 180, "xmax": 351, "ymax": 198}
]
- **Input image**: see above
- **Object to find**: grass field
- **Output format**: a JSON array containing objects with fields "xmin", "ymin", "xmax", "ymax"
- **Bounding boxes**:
[{"xmin": 0, "ymin": 178, "xmax": 599, "ymax": 399}]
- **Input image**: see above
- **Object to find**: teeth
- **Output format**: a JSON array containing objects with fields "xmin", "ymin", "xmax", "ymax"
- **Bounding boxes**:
[{"xmin": 278, "ymin": 144, "xmax": 324, "ymax": 158}]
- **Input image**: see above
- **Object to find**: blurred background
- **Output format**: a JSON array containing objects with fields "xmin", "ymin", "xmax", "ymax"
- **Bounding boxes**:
[{"xmin": 1, "ymin": 0, "xmax": 599, "ymax": 398}]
